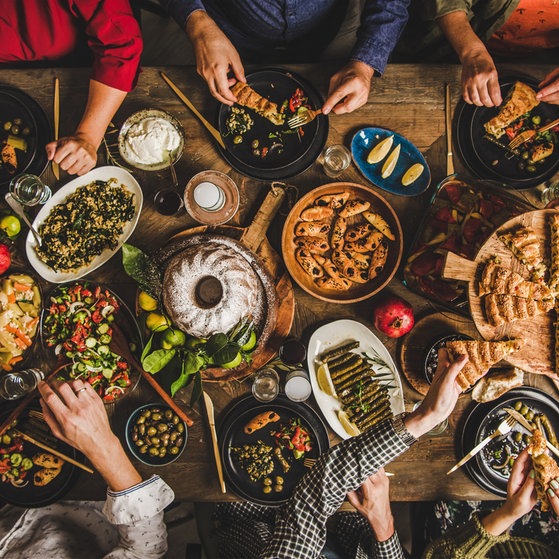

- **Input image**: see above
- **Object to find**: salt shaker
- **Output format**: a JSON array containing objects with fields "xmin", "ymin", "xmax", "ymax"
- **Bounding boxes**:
[{"xmin": 0, "ymin": 368, "xmax": 44, "ymax": 400}]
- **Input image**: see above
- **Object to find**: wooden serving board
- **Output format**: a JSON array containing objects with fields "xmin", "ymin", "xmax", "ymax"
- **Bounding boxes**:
[
  {"xmin": 166, "ymin": 186, "xmax": 295, "ymax": 383},
  {"xmin": 442, "ymin": 209, "xmax": 559, "ymax": 379}
]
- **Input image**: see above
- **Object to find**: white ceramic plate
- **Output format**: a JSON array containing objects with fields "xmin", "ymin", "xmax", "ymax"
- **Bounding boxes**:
[
  {"xmin": 307, "ymin": 319, "xmax": 404, "ymax": 439},
  {"xmin": 26, "ymin": 166, "xmax": 143, "ymax": 283}
]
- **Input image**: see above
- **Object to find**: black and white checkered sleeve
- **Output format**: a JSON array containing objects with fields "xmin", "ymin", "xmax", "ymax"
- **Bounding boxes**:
[{"xmin": 261, "ymin": 417, "xmax": 413, "ymax": 559}]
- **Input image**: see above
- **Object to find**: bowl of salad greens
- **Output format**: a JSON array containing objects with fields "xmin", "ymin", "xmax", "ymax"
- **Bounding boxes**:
[{"xmin": 41, "ymin": 282, "xmax": 142, "ymax": 404}]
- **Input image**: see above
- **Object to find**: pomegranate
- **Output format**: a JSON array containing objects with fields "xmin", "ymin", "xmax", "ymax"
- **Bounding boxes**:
[
  {"xmin": 0, "ymin": 244, "xmax": 10, "ymax": 275},
  {"xmin": 372, "ymin": 295, "xmax": 414, "ymax": 338}
]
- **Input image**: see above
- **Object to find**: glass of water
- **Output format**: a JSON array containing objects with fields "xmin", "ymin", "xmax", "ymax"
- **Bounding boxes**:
[
  {"xmin": 9, "ymin": 174, "xmax": 52, "ymax": 206},
  {"xmin": 322, "ymin": 144, "xmax": 351, "ymax": 178}
]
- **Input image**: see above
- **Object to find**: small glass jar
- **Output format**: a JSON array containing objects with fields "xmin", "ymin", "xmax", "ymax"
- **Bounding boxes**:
[
  {"xmin": 252, "ymin": 368, "xmax": 280, "ymax": 402},
  {"xmin": 284, "ymin": 369, "xmax": 312, "ymax": 402},
  {"xmin": 278, "ymin": 339, "xmax": 307, "ymax": 366}
]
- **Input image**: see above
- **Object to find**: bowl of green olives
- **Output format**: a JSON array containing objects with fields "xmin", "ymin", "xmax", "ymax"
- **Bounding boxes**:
[{"xmin": 126, "ymin": 404, "xmax": 187, "ymax": 465}]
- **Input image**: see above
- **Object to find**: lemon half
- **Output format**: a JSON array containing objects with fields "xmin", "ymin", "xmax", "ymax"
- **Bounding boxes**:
[
  {"xmin": 367, "ymin": 135, "xmax": 394, "ymax": 164},
  {"xmin": 316, "ymin": 363, "xmax": 336, "ymax": 397},
  {"xmin": 381, "ymin": 144, "xmax": 401, "ymax": 179},
  {"xmin": 402, "ymin": 163, "xmax": 425, "ymax": 186},
  {"xmin": 338, "ymin": 411, "xmax": 361, "ymax": 437}
]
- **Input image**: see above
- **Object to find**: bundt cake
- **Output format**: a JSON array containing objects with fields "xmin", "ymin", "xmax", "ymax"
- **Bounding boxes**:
[{"xmin": 162, "ymin": 241, "xmax": 265, "ymax": 338}]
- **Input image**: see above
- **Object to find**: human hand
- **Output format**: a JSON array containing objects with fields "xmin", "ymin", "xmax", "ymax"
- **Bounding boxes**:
[
  {"xmin": 460, "ymin": 47, "xmax": 501, "ymax": 107},
  {"xmin": 322, "ymin": 61, "xmax": 373, "ymax": 115},
  {"xmin": 45, "ymin": 135, "xmax": 97, "ymax": 176},
  {"xmin": 347, "ymin": 469, "xmax": 394, "ymax": 542},
  {"xmin": 537, "ymin": 68, "xmax": 559, "ymax": 104},
  {"xmin": 502, "ymin": 449, "xmax": 537, "ymax": 520},
  {"xmin": 405, "ymin": 349, "xmax": 467, "ymax": 438},
  {"xmin": 187, "ymin": 11, "xmax": 245, "ymax": 105}
]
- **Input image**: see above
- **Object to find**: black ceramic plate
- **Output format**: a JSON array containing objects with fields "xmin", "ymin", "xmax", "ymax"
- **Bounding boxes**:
[
  {"xmin": 0, "ymin": 85, "xmax": 50, "ymax": 188},
  {"xmin": 460, "ymin": 387, "xmax": 559, "ymax": 497},
  {"xmin": 454, "ymin": 75, "xmax": 559, "ymax": 190},
  {"xmin": 218, "ymin": 395, "xmax": 329, "ymax": 505},
  {"xmin": 0, "ymin": 406, "xmax": 81, "ymax": 507},
  {"xmin": 216, "ymin": 68, "xmax": 328, "ymax": 180}
]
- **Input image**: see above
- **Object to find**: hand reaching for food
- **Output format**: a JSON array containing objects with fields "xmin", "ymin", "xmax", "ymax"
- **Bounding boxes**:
[
  {"xmin": 347, "ymin": 468, "xmax": 395, "ymax": 542},
  {"xmin": 187, "ymin": 10, "xmax": 246, "ymax": 106},
  {"xmin": 537, "ymin": 67, "xmax": 559, "ymax": 104},
  {"xmin": 460, "ymin": 47, "xmax": 502, "ymax": 107},
  {"xmin": 38, "ymin": 379, "xmax": 142, "ymax": 491},
  {"xmin": 322, "ymin": 61, "xmax": 373, "ymax": 115},
  {"xmin": 46, "ymin": 135, "xmax": 97, "ymax": 176}
]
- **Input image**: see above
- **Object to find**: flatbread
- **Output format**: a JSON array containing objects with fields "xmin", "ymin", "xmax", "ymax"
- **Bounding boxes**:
[
  {"xmin": 230, "ymin": 82, "xmax": 285, "ymax": 126},
  {"xmin": 471, "ymin": 367, "xmax": 524, "ymax": 402},
  {"xmin": 445, "ymin": 339, "xmax": 523, "ymax": 392},
  {"xmin": 484, "ymin": 81, "xmax": 539, "ymax": 139},
  {"xmin": 528, "ymin": 429, "xmax": 559, "ymax": 512},
  {"xmin": 478, "ymin": 261, "xmax": 551, "ymax": 299}
]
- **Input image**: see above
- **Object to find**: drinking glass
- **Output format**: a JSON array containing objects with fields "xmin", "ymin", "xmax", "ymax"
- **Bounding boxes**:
[
  {"xmin": 541, "ymin": 180, "xmax": 559, "ymax": 206},
  {"xmin": 278, "ymin": 339, "xmax": 307, "ymax": 366},
  {"xmin": 252, "ymin": 368, "xmax": 280, "ymax": 402},
  {"xmin": 322, "ymin": 145, "xmax": 351, "ymax": 178},
  {"xmin": 284, "ymin": 369, "xmax": 312, "ymax": 402},
  {"xmin": 412, "ymin": 401, "xmax": 448, "ymax": 436},
  {"xmin": 9, "ymin": 174, "xmax": 51, "ymax": 206}
]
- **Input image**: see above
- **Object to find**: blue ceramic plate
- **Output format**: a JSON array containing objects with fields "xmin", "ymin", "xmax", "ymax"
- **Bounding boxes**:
[{"xmin": 351, "ymin": 127, "xmax": 430, "ymax": 196}]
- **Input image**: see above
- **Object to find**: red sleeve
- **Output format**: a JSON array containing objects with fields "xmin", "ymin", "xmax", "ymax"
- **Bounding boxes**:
[{"xmin": 70, "ymin": 0, "xmax": 143, "ymax": 92}]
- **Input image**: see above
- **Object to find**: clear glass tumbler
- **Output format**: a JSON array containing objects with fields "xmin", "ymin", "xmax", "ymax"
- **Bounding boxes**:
[
  {"xmin": 252, "ymin": 368, "xmax": 280, "ymax": 402},
  {"xmin": 322, "ymin": 144, "xmax": 351, "ymax": 178},
  {"xmin": 9, "ymin": 174, "xmax": 51, "ymax": 206}
]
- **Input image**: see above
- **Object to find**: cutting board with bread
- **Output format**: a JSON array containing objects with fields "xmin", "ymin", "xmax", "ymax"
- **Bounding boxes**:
[{"xmin": 442, "ymin": 209, "xmax": 559, "ymax": 382}]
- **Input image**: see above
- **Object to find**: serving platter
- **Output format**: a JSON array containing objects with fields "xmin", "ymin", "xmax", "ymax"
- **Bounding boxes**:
[
  {"xmin": 281, "ymin": 182, "xmax": 403, "ymax": 304},
  {"xmin": 442, "ymin": 209, "xmax": 559, "ymax": 379},
  {"xmin": 26, "ymin": 166, "xmax": 143, "ymax": 283},
  {"xmin": 218, "ymin": 395, "xmax": 329, "ymax": 505},
  {"xmin": 307, "ymin": 319, "xmax": 404, "ymax": 440},
  {"xmin": 460, "ymin": 386, "xmax": 559, "ymax": 497},
  {"xmin": 216, "ymin": 68, "xmax": 328, "ymax": 180},
  {"xmin": 351, "ymin": 127, "xmax": 430, "ymax": 196},
  {"xmin": 0, "ymin": 85, "xmax": 50, "ymax": 189},
  {"xmin": 454, "ymin": 75, "xmax": 559, "ymax": 189}
]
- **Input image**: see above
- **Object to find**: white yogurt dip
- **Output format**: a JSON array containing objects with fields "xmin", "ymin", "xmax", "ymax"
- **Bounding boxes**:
[{"xmin": 123, "ymin": 117, "xmax": 181, "ymax": 165}]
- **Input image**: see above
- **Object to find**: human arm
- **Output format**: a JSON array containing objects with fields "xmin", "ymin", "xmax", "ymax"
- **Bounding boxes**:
[
  {"xmin": 323, "ymin": 0, "xmax": 410, "ymax": 115},
  {"xmin": 46, "ymin": 80, "xmax": 125, "ymax": 176},
  {"xmin": 436, "ymin": 10, "xmax": 501, "ymax": 107},
  {"xmin": 346, "ymin": 470, "xmax": 406, "ymax": 559},
  {"xmin": 538, "ymin": 68, "xmax": 559, "ymax": 104},
  {"xmin": 38, "ymin": 379, "xmax": 174, "ymax": 558},
  {"xmin": 261, "ymin": 349, "xmax": 468, "ymax": 559}
]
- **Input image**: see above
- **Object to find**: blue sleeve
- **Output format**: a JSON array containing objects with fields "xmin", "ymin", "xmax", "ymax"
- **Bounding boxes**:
[
  {"xmin": 157, "ymin": 0, "xmax": 206, "ymax": 28},
  {"xmin": 351, "ymin": 0, "xmax": 411, "ymax": 75}
]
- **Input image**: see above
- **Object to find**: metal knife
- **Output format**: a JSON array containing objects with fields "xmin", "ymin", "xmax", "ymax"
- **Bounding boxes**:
[
  {"xmin": 504, "ymin": 407, "xmax": 559, "ymax": 459},
  {"xmin": 203, "ymin": 392, "xmax": 226, "ymax": 493}
]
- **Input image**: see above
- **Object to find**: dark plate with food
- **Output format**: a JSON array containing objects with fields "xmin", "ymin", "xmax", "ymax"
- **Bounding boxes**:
[
  {"xmin": 424, "ymin": 334, "xmax": 474, "ymax": 384},
  {"xmin": 216, "ymin": 68, "xmax": 328, "ymax": 180},
  {"xmin": 0, "ymin": 406, "xmax": 81, "ymax": 507},
  {"xmin": 218, "ymin": 395, "xmax": 329, "ymax": 505},
  {"xmin": 40, "ymin": 281, "xmax": 142, "ymax": 404},
  {"xmin": 454, "ymin": 75, "xmax": 559, "ymax": 189},
  {"xmin": 460, "ymin": 386, "xmax": 559, "ymax": 497},
  {"xmin": 0, "ymin": 84, "xmax": 50, "ymax": 188}
]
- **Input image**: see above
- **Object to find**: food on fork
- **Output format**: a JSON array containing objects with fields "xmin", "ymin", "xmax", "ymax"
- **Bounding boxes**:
[
  {"xmin": 445, "ymin": 339, "xmax": 523, "ymax": 392},
  {"xmin": 244, "ymin": 411, "xmax": 280, "ymax": 435},
  {"xmin": 484, "ymin": 82, "xmax": 539, "ymax": 139},
  {"xmin": 498, "ymin": 226, "xmax": 547, "ymax": 281},
  {"xmin": 528, "ymin": 428, "xmax": 559, "ymax": 512},
  {"xmin": 230, "ymin": 82, "xmax": 285, "ymax": 126},
  {"xmin": 471, "ymin": 367, "xmax": 524, "ymax": 402},
  {"xmin": 478, "ymin": 260, "xmax": 552, "ymax": 299},
  {"xmin": 483, "ymin": 294, "xmax": 554, "ymax": 327}
]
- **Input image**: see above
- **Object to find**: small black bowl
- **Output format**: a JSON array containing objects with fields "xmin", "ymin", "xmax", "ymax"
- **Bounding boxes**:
[
  {"xmin": 126, "ymin": 403, "xmax": 187, "ymax": 466},
  {"xmin": 424, "ymin": 334, "xmax": 474, "ymax": 384}
]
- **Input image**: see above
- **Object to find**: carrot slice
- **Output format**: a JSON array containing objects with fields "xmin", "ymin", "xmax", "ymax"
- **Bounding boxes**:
[{"xmin": 13, "ymin": 282, "xmax": 32, "ymax": 292}]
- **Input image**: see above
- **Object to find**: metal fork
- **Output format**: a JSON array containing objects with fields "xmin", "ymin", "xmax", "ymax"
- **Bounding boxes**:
[
  {"xmin": 287, "ymin": 108, "xmax": 322, "ymax": 129},
  {"xmin": 508, "ymin": 116, "xmax": 559, "ymax": 150},
  {"xmin": 447, "ymin": 415, "xmax": 516, "ymax": 475}
]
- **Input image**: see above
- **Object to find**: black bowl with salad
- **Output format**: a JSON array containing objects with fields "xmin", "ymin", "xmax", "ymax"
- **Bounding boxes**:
[{"xmin": 41, "ymin": 282, "xmax": 142, "ymax": 404}]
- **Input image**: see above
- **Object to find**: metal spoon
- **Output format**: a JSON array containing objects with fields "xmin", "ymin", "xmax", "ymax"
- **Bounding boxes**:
[{"xmin": 4, "ymin": 193, "xmax": 42, "ymax": 246}]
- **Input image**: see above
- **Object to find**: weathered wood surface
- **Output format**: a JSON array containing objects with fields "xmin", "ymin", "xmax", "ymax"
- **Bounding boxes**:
[{"xmin": 1, "ymin": 63, "xmax": 558, "ymax": 502}]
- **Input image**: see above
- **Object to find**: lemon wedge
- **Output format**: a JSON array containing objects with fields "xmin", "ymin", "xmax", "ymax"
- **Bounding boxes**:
[
  {"xmin": 316, "ymin": 362, "xmax": 336, "ymax": 397},
  {"xmin": 366, "ymin": 135, "xmax": 394, "ymax": 164},
  {"xmin": 402, "ymin": 163, "xmax": 425, "ymax": 186},
  {"xmin": 338, "ymin": 410, "xmax": 361, "ymax": 437},
  {"xmin": 381, "ymin": 144, "xmax": 401, "ymax": 179}
]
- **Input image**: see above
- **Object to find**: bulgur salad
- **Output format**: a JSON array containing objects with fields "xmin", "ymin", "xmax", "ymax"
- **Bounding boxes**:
[{"xmin": 35, "ymin": 179, "xmax": 135, "ymax": 273}]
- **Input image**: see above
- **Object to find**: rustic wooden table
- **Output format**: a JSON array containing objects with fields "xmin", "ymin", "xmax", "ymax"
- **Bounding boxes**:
[{"xmin": 2, "ymin": 63, "xmax": 558, "ymax": 502}]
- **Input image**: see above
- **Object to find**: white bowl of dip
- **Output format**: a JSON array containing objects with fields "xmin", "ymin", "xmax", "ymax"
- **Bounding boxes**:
[{"xmin": 118, "ymin": 108, "xmax": 185, "ymax": 171}]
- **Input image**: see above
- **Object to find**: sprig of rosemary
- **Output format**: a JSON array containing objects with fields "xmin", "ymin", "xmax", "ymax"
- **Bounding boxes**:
[{"xmin": 361, "ymin": 348, "xmax": 396, "ymax": 389}]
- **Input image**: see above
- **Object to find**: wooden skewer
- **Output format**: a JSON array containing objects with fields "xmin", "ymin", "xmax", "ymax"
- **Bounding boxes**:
[
  {"xmin": 13, "ymin": 428, "xmax": 94, "ymax": 474},
  {"xmin": 52, "ymin": 77, "xmax": 60, "ymax": 180}
]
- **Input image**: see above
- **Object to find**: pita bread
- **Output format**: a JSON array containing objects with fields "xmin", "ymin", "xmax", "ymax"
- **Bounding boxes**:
[{"xmin": 528, "ymin": 429, "xmax": 559, "ymax": 512}]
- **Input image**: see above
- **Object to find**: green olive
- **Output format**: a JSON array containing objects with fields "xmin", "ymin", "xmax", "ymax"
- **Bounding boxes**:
[
  {"xmin": 149, "ymin": 447, "xmax": 160, "ymax": 456},
  {"xmin": 157, "ymin": 423, "xmax": 169, "ymax": 433},
  {"xmin": 177, "ymin": 423, "xmax": 184, "ymax": 434},
  {"xmin": 136, "ymin": 416, "xmax": 146, "ymax": 424},
  {"xmin": 274, "ymin": 485, "xmax": 283, "ymax": 492},
  {"xmin": 513, "ymin": 431, "xmax": 523, "ymax": 443},
  {"xmin": 147, "ymin": 426, "xmax": 157, "ymax": 436},
  {"xmin": 514, "ymin": 401, "xmax": 523, "ymax": 411},
  {"xmin": 263, "ymin": 477, "xmax": 272, "ymax": 486},
  {"xmin": 138, "ymin": 424, "xmax": 146, "ymax": 435},
  {"xmin": 165, "ymin": 409, "xmax": 173, "ymax": 420},
  {"xmin": 152, "ymin": 413, "xmax": 162, "ymax": 421},
  {"xmin": 135, "ymin": 438, "xmax": 144, "ymax": 447},
  {"xmin": 139, "ymin": 445, "xmax": 148, "ymax": 454},
  {"xmin": 170, "ymin": 432, "xmax": 178, "ymax": 442},
  {"xmin": 233, "ymin": 135, "xmax": 243, "ymax": 144},
  {"xmin": 172, "ymin": 415, "xmax": 179, "ymax": 424},
  {"xmin": 159, "ymin": 448, "xmax": 167, "ymax": 458},
  {"xmin": 170, "ymin": 446, "xmax": 180, "ymax": 455},
  {"xmin": 176, "ymin": 437, "xmax": 184, "ymax": 447},
  {"xmin": 526, "ymin": 165, "xmax": 537, "ymax": 173},
  {"xmin": 263, "ymin": 486, "xmax": 272, "ymax": 494},
  {"xmin": 132, "ymin": 433, "xmax": 138, "ymax": 442},
  {"xmin": 275, "ymin": 476, "xmax": 284, "ymax": 484},
  {"xmin": 525, "ymin": 410, "xmax": 535, "ymax": 421},
  {"xmin": 151, "ymin": 437, "xmax": 160, "ymax": 446},
  {"xmin": 251, "ymin": 139, "xmax": 259, "ymax": 149},
  {"xmin": 520, "ymin": 405, "xmax": 530, "ymax": 416}
]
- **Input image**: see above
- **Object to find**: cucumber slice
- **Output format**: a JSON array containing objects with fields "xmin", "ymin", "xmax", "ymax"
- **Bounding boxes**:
[{"xmin": 85, "ymin": 337, "xmax": 97, "ymax": 348}]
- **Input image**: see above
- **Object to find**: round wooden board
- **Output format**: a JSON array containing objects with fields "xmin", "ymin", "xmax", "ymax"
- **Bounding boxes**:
[
  {"xmin": 399, "ymin": 310, "xmax": 479, "ymax": 395},
  {"xmin": 166, "ymin": 224, "xmax": 295, "ymax": 382},
  {"xmin": 445, "ymin": 209, "xmax": 559, "ymax": 379},
  {"xmin": 281, "ymin": 182, "xmax": 403, "ymax": 303}
]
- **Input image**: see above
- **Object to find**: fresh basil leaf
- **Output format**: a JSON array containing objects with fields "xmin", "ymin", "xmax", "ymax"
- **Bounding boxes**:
[
  {"xmin": 142, "ymin": 348, "xmax": 176, "ymax": 373},
  {"xmin": 190, "ymin": 371, "xmax": 203, "ymax": 406},
  {"xmin": 213, "ymin": 343, "xmax": 240, "ymax": 366},
  {"xmin": 205, "ymin": 333, "xmax": 228, "ymax": 356},
  {"xmin": 122, "ymin": 243, "xmax": 162, "ymax": 300}
]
